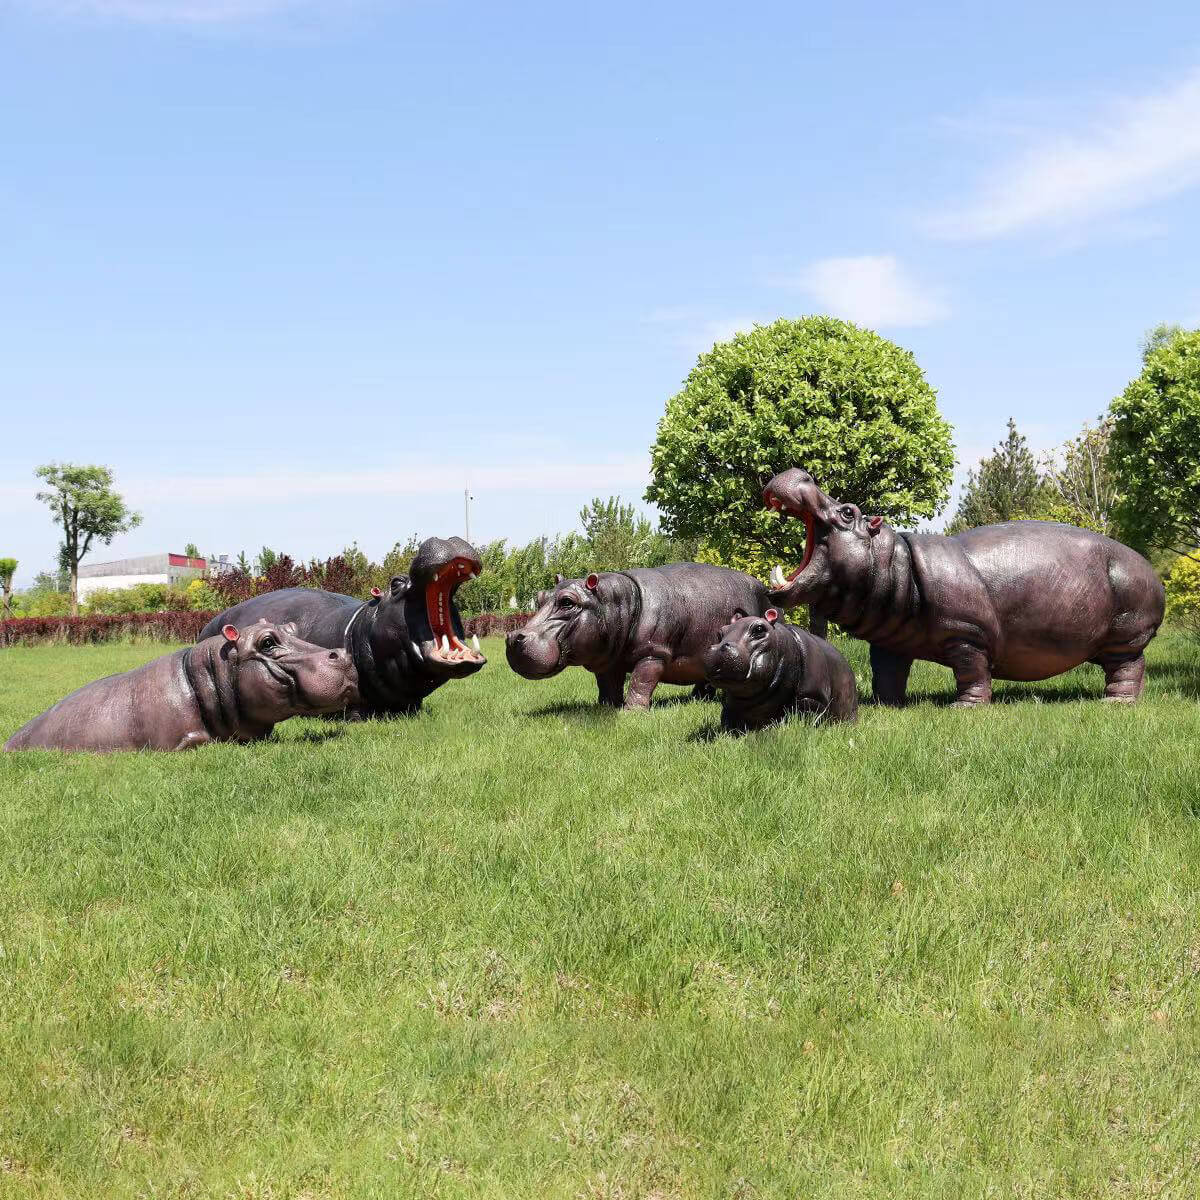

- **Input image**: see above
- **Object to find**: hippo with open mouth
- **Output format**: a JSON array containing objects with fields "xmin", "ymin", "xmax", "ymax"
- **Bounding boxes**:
[
  {"xmin": 199, "ymin": 536, "xmax": 485, "ymax": 717},
  {"xmin": 505, "ymin": 563, "xmax": 770, "ymax": 710},
  {"xmin": 762, "ymin": 468, "xmax": 1165, "ymax": 706},
  {"xmin": 5, "ymin": 620, "xmax": 357, "ymax": 752},
  {"xmin": 704, "ymin": 609, "xmax": 858, "ymax": 732}
]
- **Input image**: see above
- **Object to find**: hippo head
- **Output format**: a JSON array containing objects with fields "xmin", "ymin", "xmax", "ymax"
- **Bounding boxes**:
[
  {"xmin": 504, "ymin": 572, "xmax": 613, "ymax": 678},
  {"xmin": 762, "ymin": 469, "xmax": 889, "ymax": 609},
  {"xmin": 703, "ymin": 610, "xmax": 787, "ymax": 698},
  {"xmin": 370, "ymin": 536, "xmax": 486, "ymax": 679},
  {"xmin": 221, "ymin": 620, "xmax": 358, "ymax": 721}
]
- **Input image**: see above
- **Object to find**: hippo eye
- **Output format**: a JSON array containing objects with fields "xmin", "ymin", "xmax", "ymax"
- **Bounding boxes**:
[
  {"xmin": 840, "ymin": 505, "xmax": 856, "ymax": 520},
  {"xmin": 750, "ymin": 623, "xmax": 768, "ymax": 639},
  {"xmin": 557, "ymin": 596, "xmax": 576, "ymax": 610},
  {"xmin": 259, "ymin": 636, "xmax": 277, "ymax": 653}
]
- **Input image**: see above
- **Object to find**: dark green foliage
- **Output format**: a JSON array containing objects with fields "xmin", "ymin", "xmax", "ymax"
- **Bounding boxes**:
[
  {"xmin": 646, "ymin": 317, "xmax": 954, "ymax": 568},
  {"xmin": 1109, "ymin": 327, "xmax": 1200, "ymax": 556},
  {"xmin": 946, "ymin": 418, "xmax": 1055, "ymax": 533}
]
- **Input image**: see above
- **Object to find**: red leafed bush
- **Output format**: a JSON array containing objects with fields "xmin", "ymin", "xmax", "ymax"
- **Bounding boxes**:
[
  {"xmin": 1, "ymin": 611, "xmax": 218, "ymax": 647},
  {"xmin": 2, "ymin": 608, "xmax": 531, "ymax": 647},
  {"xmin": 464, "ymin": 612, "xmax": 532, "ymax": 637}
]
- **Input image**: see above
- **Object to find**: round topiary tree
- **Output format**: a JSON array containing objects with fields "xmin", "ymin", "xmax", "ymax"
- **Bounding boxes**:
[
  {"xmin": 645, "ymin": 316, "xmax": 955, "ymax": 580},
  {"xmin": 1109, "ymin": 327, "xmax": 1200, "ymax": 557}
]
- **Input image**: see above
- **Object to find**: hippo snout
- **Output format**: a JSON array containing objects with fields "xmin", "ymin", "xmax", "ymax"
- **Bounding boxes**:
[{"xmin": 505, "ymin": 627, "xmax": 563, "ymax": 678}]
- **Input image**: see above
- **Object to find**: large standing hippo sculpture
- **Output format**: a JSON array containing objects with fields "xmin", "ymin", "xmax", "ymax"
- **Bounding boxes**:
[
  {"xmin": 763, "ymin": 469, "xmax": 1165, "ymax": 706},
  {"xmin": 5, "ymin": 621, "xmax": 356, "ymax": 752},
  {"xmin": 505, "ymin": 563, "xmax": 770, "ymax": 710},
  {"xmin": 704, "ymin": 610, "xmax": 858, "ymax": 732},
  {"xmin": 199, "ymin": 537, "xmax": 485, "ymax": 718}
]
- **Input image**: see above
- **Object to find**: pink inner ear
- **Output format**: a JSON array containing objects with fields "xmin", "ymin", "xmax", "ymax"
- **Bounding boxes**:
[
  {"xmin": 222, "ymin": 624, "xmax": 239, "ymax": 642},
  {"xmin": 371, "ymin": 586, "xmax": 382, "ymax": 597},
  {"xmin": 869, "ymin": 516, "xmax": 883, "ymax": 529},
  {"xmin": 765, "ymin": 608, "xmax": 779, "ymax": 622},
  {"xmin": 585, "ymin": 573, "xmax": 599, "ymax": 590}
]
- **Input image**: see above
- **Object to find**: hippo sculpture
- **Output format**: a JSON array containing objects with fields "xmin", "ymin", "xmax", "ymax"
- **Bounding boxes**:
[
  {"xmin": 199, "ymin": 536, "xmax": 485, "ymax": 718},
  {"xmin": 704, "ymin": 610, "xmax": 858, "ymax": 732},
  {"xmin": 763, "ymin": 468, "xmax": 1165, "ymax": 706},
  {"xmin": 5, "ymin": 621, "xmax": 356, "ymax": 752},
  {"xmin": 506, "ymin": 563, "xmax": 770, "ymax": 710}
]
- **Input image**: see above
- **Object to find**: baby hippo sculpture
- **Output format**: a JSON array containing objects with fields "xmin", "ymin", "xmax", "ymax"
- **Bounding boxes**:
[
  {"xmin": 200, "ymin": 536, "xmax": 484, "ymax": 718},
  {"xmin": 763, "ymin": 468, "xmax": 1165, "ymax": 706},
  {"xmin": 704, "ymin": 610, "xmax": 858, "ymax": 732},
  {"xmin": 5, "ymin": 621, "xmax": 357, "ymax": 752},
  {"xmin": 506, "ymin": 563, "xmax": 770, "ymax": 710}
]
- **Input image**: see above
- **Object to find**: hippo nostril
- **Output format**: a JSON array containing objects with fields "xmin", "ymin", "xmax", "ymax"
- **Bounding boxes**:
[
  {"xmin": 512, "ymin": 632, "xmax": 525, "ymax": 644},
  {"xmin": 328, "ymin": 651, "xmax": 339, "ymax": 661}
]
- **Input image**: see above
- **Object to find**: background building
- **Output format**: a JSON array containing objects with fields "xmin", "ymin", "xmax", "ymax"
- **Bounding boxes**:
[{"xmin": 77, "ymin": 553, "xmax": 207, "ymax": 601}]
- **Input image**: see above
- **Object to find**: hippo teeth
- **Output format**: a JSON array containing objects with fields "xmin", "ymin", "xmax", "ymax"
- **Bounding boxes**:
[{"xmin": 471, "ymin": 634, "xmax": 481, "ymax": 652}]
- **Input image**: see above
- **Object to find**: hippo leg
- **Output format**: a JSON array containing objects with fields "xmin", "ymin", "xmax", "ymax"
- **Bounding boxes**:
[
  {"xmin": 945, "ymin": 642, "xmax": 992, "ymax": 707},
  {"xmin": 1095, "ymin": 652, "xmax": 1146, "ymax": 702},
  {"xmin": 691, "ymin": 682, "xmax": 718, "ymax": 702},
  {"xmin": 596, "ymin": 668, "xmax": 627, "ymax": 707},
  {"xmin": 624, "ymin": 657, "xmax": 666, "ymax": 711},
  {"xmin": 173, "ymin": 731, "xmax": 212, "ymax": 751},
  {"xmin": 870, "ymin": 645, "xmax": 913, "ymax": 706}
]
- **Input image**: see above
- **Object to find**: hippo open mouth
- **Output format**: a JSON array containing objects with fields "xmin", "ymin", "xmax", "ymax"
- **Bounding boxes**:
[
  {"xmin": 406, "ymin": 536, "xmax": 486, "ymax": 676},
  {"xmin": 422, "ymin": 555, "xmax": 485, "ymax": 668}
]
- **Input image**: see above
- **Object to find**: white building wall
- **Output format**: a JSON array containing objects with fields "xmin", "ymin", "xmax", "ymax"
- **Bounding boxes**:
[{"xmin": 77, "ymin": 573, "xmax": 170, "ymax": 600}]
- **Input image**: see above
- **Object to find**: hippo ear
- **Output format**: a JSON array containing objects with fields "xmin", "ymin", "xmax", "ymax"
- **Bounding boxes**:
[
  {"xmin": 731, "ymin": 608, "xmax": 747, "ymax": 622},
  {"xmin": 370, "ymin": 586, "xmax": 382, "ymax": 599},
  {"xmin": 585, "ymin": 573, "xmax": 599, "ymax": 591},
  {"xmin": 554, "ymin": 573, "xmax": 566, "ymax": 586},
  {"xmin": 765, "ymin": 609, "xmax": 779, "ymax": 623},
  {"xmin": 221, "ymin": 624, "xmax": 239, "ymax": 642},
  {"xmin": 390, "ymin": 574, "xmax": 410, "ymax": 599},
  {"xmin": 867, "ymin": 515, "xmax": 883, "ymax": 537}
]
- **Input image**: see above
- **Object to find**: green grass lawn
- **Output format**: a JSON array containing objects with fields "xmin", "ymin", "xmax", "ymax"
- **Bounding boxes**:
[{"xmin": 2, "ymin": 635, "xmax": 1200, "ymax": 1198}]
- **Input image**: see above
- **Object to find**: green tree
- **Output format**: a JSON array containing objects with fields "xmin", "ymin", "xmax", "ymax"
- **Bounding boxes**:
[
  {"xmin": 646, "ymin": 317, "xmax": 954, "ymax": 583},
  {"xmin": 255, "ymin": 547, "xmax": 280, "ymax": 575},
  {"xmin": 183, "ymin": 542, "xmax": 200, "ymax": 559},
  {"xmin": 1141, "ymin": 322, "xmax": 1184, "ymax": 362},
  {"xmin": 1040, "ymin": 419, "xmax": 1119, "ymax": 536},
  {"xmin": 0, "ymin": 558, "xmax": 15, "ymax": 617},
  {"xmin": 34, "ymin": 463, "xmax": 142, "ymax": 616},
  {"xmin": 946, "ymin": 419, "xmax": 1053, "ymax": 533},
  {"xmin": 1109, "ymin": 327, "xmax": 1200, "ymax": 557}
]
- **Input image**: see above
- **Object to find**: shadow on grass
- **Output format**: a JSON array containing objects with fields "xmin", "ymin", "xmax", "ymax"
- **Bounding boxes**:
[
  {"xmin": 278, "ymin": 727, "xmax": 351, "ymax": 745},
  {"xmin": 525, "ymin": 700, "xmax": 617, "ymax": 720}
]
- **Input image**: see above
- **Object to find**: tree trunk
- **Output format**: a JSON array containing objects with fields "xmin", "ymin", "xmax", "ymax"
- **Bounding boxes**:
[
  {"xmin": 70, "ymin": 564, "xmax": 79, "ymax": 617},
  {"xmin": 808, "ymin": 607, "xmax": 828, "ymax": 639}
]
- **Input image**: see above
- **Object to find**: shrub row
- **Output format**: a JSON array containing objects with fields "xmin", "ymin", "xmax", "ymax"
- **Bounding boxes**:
[{"xmin": 1, "ymin": 610, "xmax": 533, "ymax": 647}]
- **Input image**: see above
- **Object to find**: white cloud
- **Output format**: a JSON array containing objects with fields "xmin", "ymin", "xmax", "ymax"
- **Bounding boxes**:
[
  {"xmin": 107, "ymin": 457, "xmax": 650, "ymax": 505},
  {"xmin": 931, "ymin": 69, "xmax": 1200, "ymax": 240},
  {"xmin": 644, "ymin": 309, "xmax": 769, "ymax": 356},
  {"xmin": 20, "ymin": 0, "xmax": 349, "ymax": 25},
  {"xmin": 786, "ymin": 254, "xmax": 949, "ymax": 328}
]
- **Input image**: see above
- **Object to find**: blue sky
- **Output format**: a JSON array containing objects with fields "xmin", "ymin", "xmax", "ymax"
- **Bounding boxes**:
[{"xmin": 3, "ymin": 0, "xmax": 1199, "ymax": 587}]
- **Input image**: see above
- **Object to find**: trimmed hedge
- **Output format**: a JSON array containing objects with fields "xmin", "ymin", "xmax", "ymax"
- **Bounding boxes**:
[{"xmin": 1, "ymin": 610, "xmax": 533, "ymax": 648}]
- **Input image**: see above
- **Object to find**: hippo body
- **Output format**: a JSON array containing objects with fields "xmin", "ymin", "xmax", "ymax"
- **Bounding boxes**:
[
  {"xmin": 506, "ymin": 563, "xmax": 770, "ymax": 710},
  {"xmin": 705, "ymin": 614, "xmax": 858, "ymax": 732},
  {"xmin": 199, "ymin": 537, "xmax": 485, "ymax": 717},
  {"xmin": 764, "ymin": 469, "xmax": 1165, "ymax": 705},
  {"xmin": 5, "ymin": 622, "xmax": 356, "ymax": 752}
]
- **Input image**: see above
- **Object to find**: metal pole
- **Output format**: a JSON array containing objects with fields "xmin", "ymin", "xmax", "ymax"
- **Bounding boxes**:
[{"xmin": 464, "ymin": 486, "xmax": 471, "ymax": 543}]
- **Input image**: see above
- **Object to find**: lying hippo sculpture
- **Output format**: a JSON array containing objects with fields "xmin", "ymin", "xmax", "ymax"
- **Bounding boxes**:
[
  {"xmin": 5, "ymin": 621, "xmax": 356, "ymax": 752},
  {"xmin": 506, "ymin": 563, "xmax": 769, "ymax": 710},
  {"xmin": 199, "ymin": 537, "xmax": 485, "ymax": 718},
  {"xmin": 704, "ymin": 610, "xmax": 858, "ymax": 732},
  {"xmin": 763, "ymin": 469, "xmax": 1165, "ymax": 705}
]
